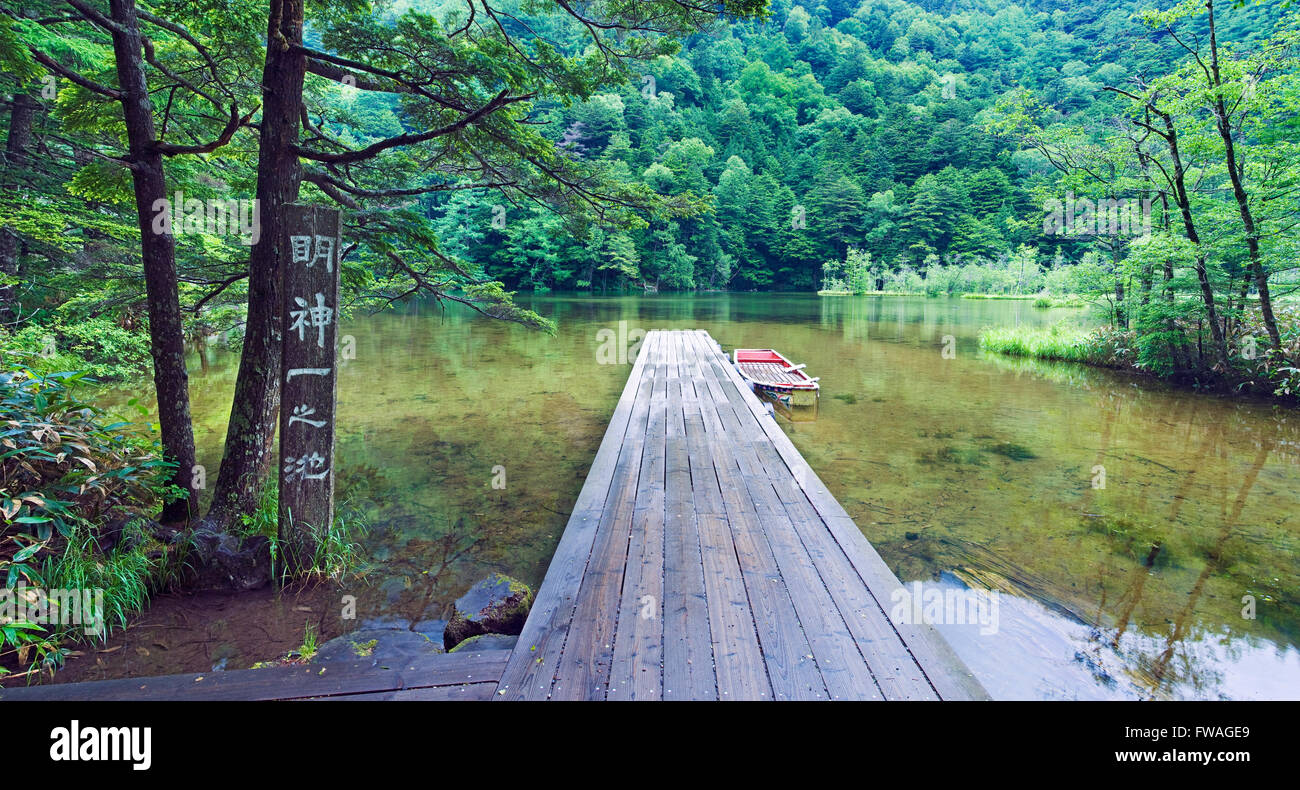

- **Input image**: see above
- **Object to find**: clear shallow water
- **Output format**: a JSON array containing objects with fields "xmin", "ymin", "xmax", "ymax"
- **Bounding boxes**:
[{"xmin": 96, "ymin": 293, "xmax": 1299, "ymax": 699}]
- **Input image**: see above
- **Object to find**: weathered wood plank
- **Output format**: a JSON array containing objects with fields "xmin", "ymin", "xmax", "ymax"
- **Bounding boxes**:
[
  {"xmin": 686, "ymin": 331, "xmax": 828, "ymax": 700},
  {"xmin": 1, "ymin": 650, "xmax": 509, "ymax": 702},
  {"xmin": 325, "ymin": 683, "xmax": 499, "ymax": 701},
  {"xmin": 697, "ymin": 338, "xmax": 917, "ymax": 700},
  {"xmin": 607, "ymin": 332, "xmax": 670, "ymax": 700},
  {"xmin": 495, "ymin": 331, "xmax": 660, "ymax": 700},
  {"xmin": 548, "ymin": 333, "xmax": 662, "ymax": 699},
  {"xmin": 661, "ymin": 333, "xmax": 718, "ymax": 700}
]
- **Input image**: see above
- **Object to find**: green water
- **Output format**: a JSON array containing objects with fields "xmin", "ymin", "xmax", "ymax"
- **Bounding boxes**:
[{"xmin": 109, "ymin": 293, "xmax": 1300, "ymax": 699}]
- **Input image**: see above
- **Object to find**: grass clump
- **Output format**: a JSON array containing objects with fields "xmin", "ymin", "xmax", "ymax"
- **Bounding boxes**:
[
  {"xmin": 980, "ymin": 323, "xmax": 1103, "ymax": 364},
  {"xmin": 235, "ymin": 481, "xmax": 366, "ymax": 585}
]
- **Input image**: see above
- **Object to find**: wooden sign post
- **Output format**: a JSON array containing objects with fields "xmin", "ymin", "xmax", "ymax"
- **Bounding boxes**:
[{"xmin": 278, "ymin": 204, "xmax": 342, "ymax": 571}]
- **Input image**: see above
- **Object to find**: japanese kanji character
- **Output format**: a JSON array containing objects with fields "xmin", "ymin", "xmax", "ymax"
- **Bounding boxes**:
[{"xmin": 289, "ymin": 293, "xmax": 333, "ymax": 348}]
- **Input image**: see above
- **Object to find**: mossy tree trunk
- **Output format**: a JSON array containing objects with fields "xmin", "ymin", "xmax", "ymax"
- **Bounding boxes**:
[
  {"xmin": 204, "ymin": 0, "xmax": 307, "ymax": 531},
  {"xmin": 106, "ymin": 0, "xmax": 199, "ymax": 524}
]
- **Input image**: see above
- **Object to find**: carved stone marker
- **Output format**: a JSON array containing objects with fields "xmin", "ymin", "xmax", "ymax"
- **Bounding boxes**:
[{"xmin": 278, "ymin": 204, "xmax": 341, "ymax": 567}]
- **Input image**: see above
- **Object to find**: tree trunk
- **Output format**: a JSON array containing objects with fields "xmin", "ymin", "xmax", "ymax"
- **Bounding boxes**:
[
  {"xmin": 1160, "ymin": 112, "xmax": 1230, "ymax": 369},
  {"xmin": 1103, "ymin": 234, "xmax": 1128, "ymax": 328},
  {"xmin": 1206, "ymin": 2, "xmax": 1282, "ymax": 351},
  {"xmin": 204, "ymin": 0, "xmax": 307, "ymax": 529},
  {"xmin": 1159, "ymin": 191, "xmax": 1174, "ymax": 298},
  {"xmin": 0, "ymin": 93, "xmax": 36, "ymax": 323},
  {"xmin": 107, "ymin": 0, "xmax": 199, "ymax": 524}
]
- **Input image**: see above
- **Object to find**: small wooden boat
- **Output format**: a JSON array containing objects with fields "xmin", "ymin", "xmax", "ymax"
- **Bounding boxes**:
[{"xmin": 733, "ymin": 348, "xmax": 820, "ymax": 406}]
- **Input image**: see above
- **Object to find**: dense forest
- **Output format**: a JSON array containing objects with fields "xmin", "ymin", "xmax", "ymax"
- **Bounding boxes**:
[{"xmin": 426, "ymin": 0, "xmax": 1292, "ymax": 293}]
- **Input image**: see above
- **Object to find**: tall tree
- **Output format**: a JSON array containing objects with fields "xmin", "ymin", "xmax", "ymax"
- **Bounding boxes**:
[{"xmin": 20, "ymin": 0, "xmax": 256, "ymax": 523}]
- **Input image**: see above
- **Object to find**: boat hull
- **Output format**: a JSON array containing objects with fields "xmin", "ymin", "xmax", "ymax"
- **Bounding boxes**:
[{"xmin": 733, "ymin": 348, "xmax": 819, "ymax": 406}]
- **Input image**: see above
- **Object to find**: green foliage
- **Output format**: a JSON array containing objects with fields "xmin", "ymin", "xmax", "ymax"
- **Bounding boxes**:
[
  {"xmin": 0, "ymin": 369, "xmax": 178, "ymax": 679},
  {"xmin": 1, "ymin": 318, "xmax": 152, "ymax": 382},
  {"xmin": 0, "ymin": 369, "xmax": 175, "ymax": 560}
]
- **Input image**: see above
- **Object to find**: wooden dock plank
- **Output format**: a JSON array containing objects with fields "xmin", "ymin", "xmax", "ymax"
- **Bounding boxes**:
[
  {"xmin": 690, "ymin": 331, "xmax": 873, "ymax": 699},
  {"xmin": 607, "ymin": 332, "xmax": 670, "ymax": 700},
  {"xmin": 329, "ymin": 683, "xmax": 499, "ymax": 701},
  {"xmin": 698, "ymin": 335, "xmax": 924, "ymax": 700},
  {"xmin": 496, "ymin": 331, "xmax": 660, "ymax": 700},
  {"xmin": 685, "ymin": 332, "xmax": 827, "ymax": 700},
  {"xmin": 0, "ymin": 650, "xmax": 509, "ymax": 702},
  {"xmin": 661, "ymin": 332, "xmax": 718, "ymax": 699},
  {"xmin": 681, "ymin": 339, "xmax": 773, "ymax": 700},
  {"xmin": 700, "ymin": 351, "xmax": 885, "ymax": 700},
  {"xmin": 704, "ymin": 331, "xmax": 988, "ymax": 701},
  {"xmin": 548, "ymin": 332, "xmax": 662, "ymax": 700}
]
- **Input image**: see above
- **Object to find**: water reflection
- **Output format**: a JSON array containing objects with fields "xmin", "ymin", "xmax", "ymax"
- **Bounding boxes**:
[{"xmin": 928, "ymin": 572, "xmax": 1300, "ymax": 700}]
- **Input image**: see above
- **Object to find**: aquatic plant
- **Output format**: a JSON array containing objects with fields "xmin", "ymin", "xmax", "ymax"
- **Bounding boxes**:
[{"xmin": 985, "ymin": 442, "xmax": 1038, "ymax": 461}]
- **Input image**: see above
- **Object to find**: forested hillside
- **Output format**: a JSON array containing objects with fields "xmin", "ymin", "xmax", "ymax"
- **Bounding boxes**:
[{"xmin": 428, "ymin": 0, "xmax": 1289, "ymax": 292}]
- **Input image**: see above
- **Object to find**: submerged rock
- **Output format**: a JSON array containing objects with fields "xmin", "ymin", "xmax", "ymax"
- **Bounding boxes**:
[
  {"xmin": 448, "ymin": 633, "xmax": 518, "ymax": 653},
  {"xmin": 413, "ymin": 619, "xmax": 448, "ymax": 644},
  {"xmin": 358, "ymin": 616, "xmax": 410, "ymax": 632},
  {"xmin": 314, "ymin": 628, "xmax": 441, "ymax": 664},
  {"xmin": 442, "ymin": 574, "xmax": 533, "ymax": 651}
]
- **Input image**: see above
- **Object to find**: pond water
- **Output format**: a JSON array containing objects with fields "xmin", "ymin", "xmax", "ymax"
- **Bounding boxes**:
[{"xmin": 70, "ymin": 293, "xmax": 1300, "ymax": 699}]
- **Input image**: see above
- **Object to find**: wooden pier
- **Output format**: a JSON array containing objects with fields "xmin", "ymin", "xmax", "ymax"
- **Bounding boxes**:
[
  {"xmin": 0, "ymin": 329, "xmax": 984, "ymax": 702},
  {"xmin": 493, "ymin": 329, "xmax": 985, "ymax": 700}
]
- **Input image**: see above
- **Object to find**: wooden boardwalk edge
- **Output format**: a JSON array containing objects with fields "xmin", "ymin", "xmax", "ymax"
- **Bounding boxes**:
[{"xmin": 0, "ymin": 650, "xmax": 509, "ymax": 702}]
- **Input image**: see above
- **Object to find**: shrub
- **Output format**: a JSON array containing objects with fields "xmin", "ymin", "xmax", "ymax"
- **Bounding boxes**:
[
  {"xmin": 0, "ymin": 368, "xmax": 178, "ymax": 679},
  {"xmin": 1, "ymin": 318, "xmax": 152, "ymax": 381},
  {"xmin": 235, "ymin": 481, "xmax": 366, "ymax": 584},
  {"xmin": 1233, "ymin": 303, "xmax": 1300, "ymax": 397}
]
